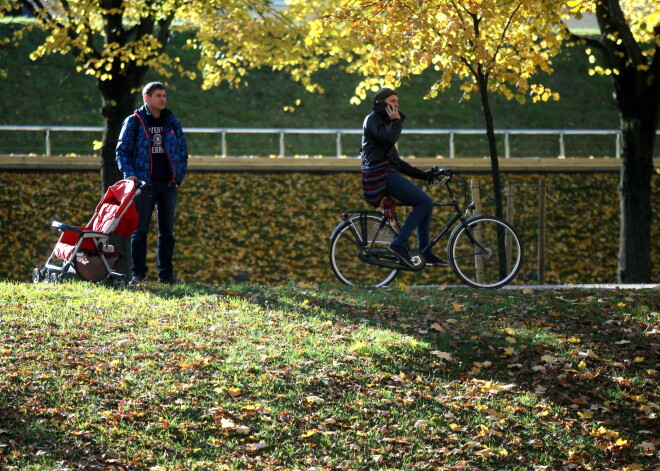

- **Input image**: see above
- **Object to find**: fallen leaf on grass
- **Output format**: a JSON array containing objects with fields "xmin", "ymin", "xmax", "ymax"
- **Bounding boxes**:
[
  {"xmin": 305, "ymin": 395, "xmax": 325, "ymax": 404},
  {"xmin": 541, "ymin": 354, "xmax": 559, "ymax": 363},
  {"xmin": 430, "ymin": 351, "xmax": 453, "ymax": 361},
  {"xmin": 248, "ymin": 442, "xmax": 267, "ymax": 451},
  {"xmin": 474, "ymin": 380, "xmax": 517, "ymax": 394},
  {"xmin": 639, "ymin": 441, "xmax": 656, "ymax": 451},
  {"xmin": 577, "ymin": 349, "xmax": 599, "ymax": 359},
  {"xmin": 220, "ymin": 418, "xmax": 235, "ymax": 429},
  {"xmin": 534, "ymin": 385, "xmax": 547, "ymax": 395},
  {"xmin": 117, "ymin": 338, "xmax": 134, "ymax": 347},
  {"xmin": 476, "ymin": 448, "xmax": 496, "ymax": 458},
  {"xmin": 430, "ymin": 323, "xmax": 446, "ymax": 333}
]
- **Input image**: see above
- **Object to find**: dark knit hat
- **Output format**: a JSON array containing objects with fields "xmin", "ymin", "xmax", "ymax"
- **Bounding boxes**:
[{"xmin": 372, "ymin": 87, "xmax": 397, "ymax": 105}]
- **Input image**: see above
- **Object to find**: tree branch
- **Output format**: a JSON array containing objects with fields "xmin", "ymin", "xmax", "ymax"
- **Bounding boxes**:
[
  {"xmin": 651, "ymin": 24, "xmax": 660, "ymax": 81},
  {"xmin": 606, "ymin": 0, "xmax": 644, "ymax": 66},
  {"xmin": 156, "ymin": 14, "xmax": 174, "ymax": 53},
  {"xmin": 492, "ymin": 2, "xmax": 523, "ymax": 63},
  {"xmin": 101, "ymin": 0, "xmax": 126, "ymax": 45}
]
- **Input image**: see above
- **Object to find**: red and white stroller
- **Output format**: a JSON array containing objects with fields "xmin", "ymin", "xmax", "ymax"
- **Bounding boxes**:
[{"xmin": 33, "ymin": 179, "xmax": 142, "ymax": 287}]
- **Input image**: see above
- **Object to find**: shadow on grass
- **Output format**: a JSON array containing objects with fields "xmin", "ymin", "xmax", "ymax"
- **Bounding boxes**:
[
  {"xmin": 0, "ymin": 403, "xmax": 125, "ymax": 469},
  {"xmin": 145, "ymin": 282, "xmax": 658, "ymax": 468}
]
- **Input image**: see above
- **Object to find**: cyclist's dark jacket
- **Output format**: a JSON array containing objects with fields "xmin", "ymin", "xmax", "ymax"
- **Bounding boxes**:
[
  {"xmin": 116, "ymin": 105, "xmax": 188, "ymax": 186},
  {"xmin": 360, "ymin": 102, "xmax": 427, "ymax": 206}
]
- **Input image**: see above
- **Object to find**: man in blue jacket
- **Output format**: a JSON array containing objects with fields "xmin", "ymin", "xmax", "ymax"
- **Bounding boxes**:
[{"xmin": 116, "ymin": 82, "xmax": 188, "ymax": 285}]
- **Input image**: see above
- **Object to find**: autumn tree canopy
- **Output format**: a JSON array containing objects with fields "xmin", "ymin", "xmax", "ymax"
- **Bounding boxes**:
[
  {"xmin": 0, "ymin": 0, "xmax": 333, "ymax": 189},
  {"xmin": 286, "ymin": 0, "xmax": 658, "ymax": 282},
  {"xmin": 287, "ymin": 0, "xmax": 571, "ymax": 225}
]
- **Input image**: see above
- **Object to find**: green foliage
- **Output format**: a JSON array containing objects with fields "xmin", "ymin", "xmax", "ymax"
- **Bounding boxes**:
[
  {"xmin": 1, "ymin": 171, "xmax": 658, "ymax": 284},
  {"xmin": 0, "ymin": 23, "xmax": 619, "ymax": 131},
  {"xmin": 1, "ymin": 23, "xmax": 638, "ymax": 159},
  {"xmin": 0, "ymin": 281, "xmax": 658, "ymax": 469}
]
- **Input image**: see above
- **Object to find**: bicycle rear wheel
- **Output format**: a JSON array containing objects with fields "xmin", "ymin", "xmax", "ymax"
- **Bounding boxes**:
[
  {"xmin": 329, "ymin": 214, "xmax": 399, "ymax": 288},
  {"xmin": 448, "ymin": 216, "xmax": 523, "ymax": 289}
]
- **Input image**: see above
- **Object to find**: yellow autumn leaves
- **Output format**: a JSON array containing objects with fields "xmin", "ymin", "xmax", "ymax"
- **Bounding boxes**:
[{"xmin": 1, "ymin": 170, "xmax": 659, "ymax": 283}]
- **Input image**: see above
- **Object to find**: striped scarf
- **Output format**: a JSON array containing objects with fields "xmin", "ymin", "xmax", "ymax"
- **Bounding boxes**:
[{"xmin": 361, "ymin": 160, "xmax": 389, "ymax": 207}]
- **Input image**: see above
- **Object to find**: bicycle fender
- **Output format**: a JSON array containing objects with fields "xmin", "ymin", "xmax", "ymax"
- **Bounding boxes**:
[
  {"xmin": 329, "ymin": 220, "xmax": 350, "ymax": 240},
  {"xmin": 329, "ymin": 212, "xmax": 383, "ymax": 240}
]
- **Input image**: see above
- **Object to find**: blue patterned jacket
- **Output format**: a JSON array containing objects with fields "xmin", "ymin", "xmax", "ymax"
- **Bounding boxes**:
[{"xmin": 115, "ymin": 105, "xmax": 188, "ymax": 185}]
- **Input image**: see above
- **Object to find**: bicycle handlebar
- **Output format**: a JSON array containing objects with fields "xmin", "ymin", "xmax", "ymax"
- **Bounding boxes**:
[
  {"xmin": 432, "ymin": 168, "xmax": 454, "ymax": 177},
  {"xmin": 428, "ymin": 167, "xmax": 455, "ymax": 186}
]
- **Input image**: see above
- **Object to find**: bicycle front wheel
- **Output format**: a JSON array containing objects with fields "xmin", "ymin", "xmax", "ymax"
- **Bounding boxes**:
[
  {"xmin": 448, "ymin": 216, "xmax": 523, "ymax": 289},
  {"xmin": 329, "ymin": 214, "xmax": 399, "ymax": 288}
]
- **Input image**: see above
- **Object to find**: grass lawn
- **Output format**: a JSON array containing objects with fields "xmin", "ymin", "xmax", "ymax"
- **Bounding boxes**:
[{"xmin": 0, "ymin": 281, "xmax": 658, "ymax": 470}]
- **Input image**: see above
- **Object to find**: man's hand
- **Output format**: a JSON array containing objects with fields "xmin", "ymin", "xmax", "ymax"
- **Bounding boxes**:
[{"xmin": 127, "ymin": 176, "xmax": 137, "ymax": 181}]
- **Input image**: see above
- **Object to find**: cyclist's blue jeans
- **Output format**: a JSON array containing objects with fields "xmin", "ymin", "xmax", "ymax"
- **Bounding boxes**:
[
  {"xmin": 131, "ymin": 181, "xmax": 177, "ymax": 280},
  {"xmin": 386, "ymin": 172, "xmax": 433, "ymax": 251}
]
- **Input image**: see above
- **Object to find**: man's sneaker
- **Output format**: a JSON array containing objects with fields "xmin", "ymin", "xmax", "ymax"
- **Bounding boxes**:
[
  {"xmin": 159, "ymin": 276, "xmax": 179, "ymax": 284},
  {"xmin": 425, "ymin": 253, "xmax": 449, "ymax": 267},
  {"xmin": 388, "ymin": 244, "xmax": 415, "ymax": 268},
  {"xmin": 129, "ymin": 275, "xmax": 146, "ymax": 286}
]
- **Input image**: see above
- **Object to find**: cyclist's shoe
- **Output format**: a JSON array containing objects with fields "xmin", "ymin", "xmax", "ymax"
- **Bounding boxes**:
[
  {"xmin": 388, "ymin": 243, "xmax": 415, "ymax": 268},
  {"xmin": 425, "ymin": 253, "xmax": 449, "ymax": 267}
]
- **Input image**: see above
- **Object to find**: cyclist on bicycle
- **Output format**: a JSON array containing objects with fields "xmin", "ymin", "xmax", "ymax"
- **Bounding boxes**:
[{"xmin": 360, "ymin": 87, "xmax": 447, "ymax": 268}]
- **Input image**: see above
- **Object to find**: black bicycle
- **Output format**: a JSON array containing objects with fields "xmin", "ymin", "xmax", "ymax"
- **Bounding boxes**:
[{"xmin": 329, "ymin": 169, "xmax": 523, "ymax": 288}]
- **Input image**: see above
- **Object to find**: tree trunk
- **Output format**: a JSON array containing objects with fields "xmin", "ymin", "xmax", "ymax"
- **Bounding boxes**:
[
  {"xmin": 615, "ymin": 75, "xmax": 657, "ymax": 283},
  {"xmin": 476, "ymin": 70, "xmax": 504, "ymax": 220},
  {"xmin": 476, "ymin": 69, "xmax": 509, "ymax": 279},
  {"xmin": 588, "ymin": 0, "xmax": 659, "ymax": 283}
]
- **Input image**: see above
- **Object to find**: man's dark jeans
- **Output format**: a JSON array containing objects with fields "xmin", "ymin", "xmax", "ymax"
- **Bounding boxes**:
[
  {"xmin": 131, "ymin": 181, "xmax": 177, "ymax": 281},
  {"xmin": 386, "ymin": 172, "xmax": 433, "ymax": 251}
]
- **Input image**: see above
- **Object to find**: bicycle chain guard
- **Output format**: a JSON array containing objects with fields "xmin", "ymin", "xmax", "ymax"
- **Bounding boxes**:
[{"xmin": 359, "ymin": 248, "xmax": 426, "ymax": 272}]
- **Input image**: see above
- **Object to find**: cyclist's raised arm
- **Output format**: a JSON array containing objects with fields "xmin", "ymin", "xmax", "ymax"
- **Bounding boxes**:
[{"xmin": 365, "ymin": 110, "xmax": 403, "ymax": 147}]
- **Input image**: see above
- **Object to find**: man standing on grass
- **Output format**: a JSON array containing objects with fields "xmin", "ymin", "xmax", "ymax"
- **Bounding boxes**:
[{"xmin": 116, "ymin": 82, "xmax": 188, "ymax": 285}]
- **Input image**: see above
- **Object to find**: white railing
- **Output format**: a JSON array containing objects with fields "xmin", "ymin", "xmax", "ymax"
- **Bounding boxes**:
[{"xmin": 0, "ymin": 125, "xmax": 647, "ymax": 159}]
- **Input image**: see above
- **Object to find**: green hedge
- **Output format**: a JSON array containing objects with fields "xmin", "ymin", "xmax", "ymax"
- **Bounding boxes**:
[{"xmin": 1, "ymin": 171, "xmax": 658, "ymax": 284}]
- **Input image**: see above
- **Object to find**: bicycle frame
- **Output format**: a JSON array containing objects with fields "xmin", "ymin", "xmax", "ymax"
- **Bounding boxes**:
[
  {"xmin": 330, "ymin": 171, "xmax": 523, "ymax": 288},
  {"xmin": 394, "ymin": 176, "xmax": 479, "ymax": 256},
  {"xmin": 335, "ymin": 175, "xmax": 482, "ymax": 272}
]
